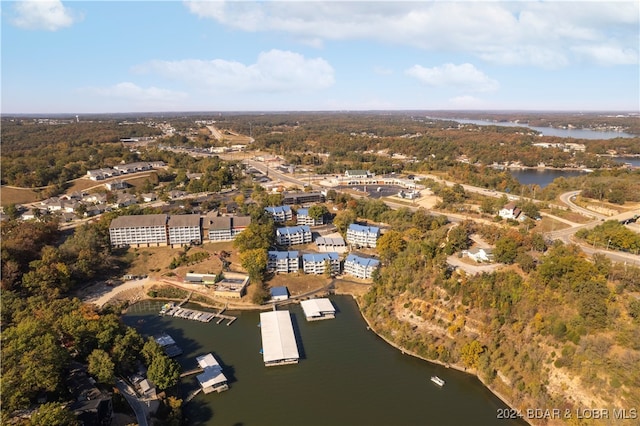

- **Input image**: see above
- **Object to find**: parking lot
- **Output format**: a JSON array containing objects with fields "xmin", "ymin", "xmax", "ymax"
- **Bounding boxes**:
[{"xmin": 337, "ymin": 185, "xmax": 403, "ymax": 199}]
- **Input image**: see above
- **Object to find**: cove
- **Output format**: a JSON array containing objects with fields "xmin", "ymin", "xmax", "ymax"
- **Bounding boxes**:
[{"xmin": 124, "ymin": 296, "xmax": 528, "ymax": 426}]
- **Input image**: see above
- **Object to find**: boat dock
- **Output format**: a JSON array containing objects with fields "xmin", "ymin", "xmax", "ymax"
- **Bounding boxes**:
[{"xmin": 160, "ymin": 302, "xmax": 237, "ymax": 325}]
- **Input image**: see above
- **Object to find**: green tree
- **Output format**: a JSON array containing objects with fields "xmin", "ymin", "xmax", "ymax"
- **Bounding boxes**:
[
  {"xmin": 147, "ymin": 354, "xmax": 181, "ymax": 390},
  {"xmin": 494, "ymin": 236, "xmax": 519, "ymax": 264},
  {"xmin": 30, "ymin": 402, "xmax": 79, "ymax": 426},
  {"xmin": 240, "ymin": 249, "xmax": 268, "ymax": 283},
  {"xmin": 308, "ymin": 204, "xmax": 329, "ymax": 220},
  {"xmin": 333, "ymin": 209, "xmax": 356, "ymax": 235},
  {"xmin": 377, "ymin": 230, "xmax": 407, "ymax": 264},
  {"xmin": 87, "ymin": 349, "xmax": 115, "ymax": 384}
]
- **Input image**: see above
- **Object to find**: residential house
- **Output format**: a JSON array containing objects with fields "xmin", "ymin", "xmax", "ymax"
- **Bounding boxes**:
[
  {"xmin": 105, "ymin": 180, "xmax": 129, "ymax": 191},
  {"xmin": 465, "ymin": 247, "xmax": 494, "ymax": 263},
  {"xmin": 499, "ymin": 202, "xmax": 525, "ymax": 221}
]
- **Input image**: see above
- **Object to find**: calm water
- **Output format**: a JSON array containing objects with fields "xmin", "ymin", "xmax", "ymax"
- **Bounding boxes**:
[
  {"xmin": 508, "ymin": 168, "xmax": 587, "ymax": 188},
  {"xmin": 440, "ymin": 118, "xmax": 636, "ymax": 139},
  {"xmin": 124, "ymin": 296, "xmax": 527, "ymax": 426}
]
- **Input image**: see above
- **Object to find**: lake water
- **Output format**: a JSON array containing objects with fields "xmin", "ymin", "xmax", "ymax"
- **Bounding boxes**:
[
  {"xmin": 508, "ymin": 168, "xmax": 587, "ymax": 188},
  {"xmin": 437, "ymin": 118, "xmax": 636, "ymax": 139},
  {"xmin": 124, "ymin": 296, "xmax": 527, "ymax": 426}
]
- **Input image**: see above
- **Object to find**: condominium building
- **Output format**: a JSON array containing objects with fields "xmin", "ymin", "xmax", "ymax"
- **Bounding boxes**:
[
  {"xmin": 344, "ymin": 254, "xmax": 380, "ymax": 279},
  {"xmin": 109, "ymin": 214, "xmax": 168, "ymax": 247},
  {"xmin": 302, "ymin": 252, "xmax": 340, "ymax": 275},
  {"xmin": 296, "ymin": 208, "xmax": 325, "ymax": 226},
  {"xmin": 264, "ymin": 206, "xmax": 293, "ymax": 223},
  {"xmin": 276, "ymin": 225, "xmax": 312, "ymax": 246},
  {"xmin": 267, "ymin": 251, "xmax": 300, "ymax": 273},
  {"xmin": 282, "ymin": 192, "xmax": 325, "ymax": 205},
  {"xmin": 315, "ymin": 236, "xmax": 347, "ymax": 253},
  {"xmin": 207, "ymin": 215, "xmax": 251, "ymax": 241},
  {"xmin": 168, "ymin": 214, "xmax": 202, "ymax": 247},
  {"xmin": 346, "ymin": 224, "xmax": 380, "ymax": 248}
]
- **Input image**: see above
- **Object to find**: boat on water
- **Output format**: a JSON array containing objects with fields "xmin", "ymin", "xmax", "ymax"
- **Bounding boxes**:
[{"xmin": 431, "ymin": 376, "xmax": 445, "ymax": 387}]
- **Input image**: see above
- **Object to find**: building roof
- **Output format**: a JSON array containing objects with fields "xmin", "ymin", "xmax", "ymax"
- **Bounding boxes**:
[
  {"xmin": 302, "ymin": 252, "xmax": 339, "ymax": 262},
  {"xmin": 265, "ymin": 205, "xmax": 292, "ymax": 214},
  {"xmin": 316, "ymin": 236, "xmax": 346, "ymax": 246},
  {"xmin": 345, "ymin": 253, "xmax": 380, "ymax": 268},
  {"xmin": 301, "ymin": 298, "xmax": 336, "ymax": 317},
  {"xmin": 270, "ymin": 286, "xmax": 289, "ymax": 297},
  {"xmin": 348, "ymin": 223, "xmax": 380, "ymax": 234},
  {"xmin": 154, "ymin": 333, "xmax": 177, "ymax": 347},
  {"xmin": 297, "ymin": 208, "xmax": 309, "ymax": 216},
  {"xmin": 196, "ymin": 353, "xmax": 227, "ymax": 388},
  {"xmin": 268, "ymin": 251, "xmax": 299, "ymax": 260},
  {"xmin": 233, "ymin": 215, "xmax": 251, "ymax": 228},
  {"xmin": 276, "ymin": 225, "xmax": 311, "ymax": 235},
  {"xmin": 502, "ymin": 202, "xmax": 517, "ymax": 210},
  {"xmin": 346, "ymin": 170, "xmax": 368, "ymax": 175},
  {"xmin": 208, "ymin": 216, "xmax": 231, "ymax": 230},
  {"xmin": 168, "ymin": 214, "xmax": 201, "ymax": 228},
  {"xmin": 260, "ymin": 310, "xmax": 299, "ymax": 364},
  {"xmin": 109, "ymin": 214, "xmax": 167, "ymax": 229}
]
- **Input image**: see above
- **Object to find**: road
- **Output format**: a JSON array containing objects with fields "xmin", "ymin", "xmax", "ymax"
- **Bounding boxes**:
[{"xmin": 116, "ymin": 378, "xmax": 149, "ymax": 426}]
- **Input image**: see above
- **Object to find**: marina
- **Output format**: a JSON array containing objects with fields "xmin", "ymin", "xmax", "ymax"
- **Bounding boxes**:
[
  {"xmin": 160, "ymin": 302, "xmax": 237, "ymax": 326},
  {"xmin": 259, "ymin": 310, "xmax": 300, "ymax": 366},
  {"xmin": 124, "ymin": 296, "xmax": 527, "ymax": 426},
  {"xmin": 300, "ymin": 298, "xmax": 336, "ymax": 321}
]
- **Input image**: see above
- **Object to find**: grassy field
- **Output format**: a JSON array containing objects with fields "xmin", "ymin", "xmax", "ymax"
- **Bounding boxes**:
[{"xmin": 0, "ymin": 186, "xmax": 41, "ymax": 205}]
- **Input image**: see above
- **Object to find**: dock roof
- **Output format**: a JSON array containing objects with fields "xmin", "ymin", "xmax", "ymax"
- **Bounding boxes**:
[
  {"xmin": 260, "ymin": 310, "xmax": 299, "ymax": 364},
  {"xmin": 196, "ymin": 353, "xmax": 227, "ymax": 388},
  {"xmin": 301, "ymin": 298, "xmax": 336, "ymax": 318}
]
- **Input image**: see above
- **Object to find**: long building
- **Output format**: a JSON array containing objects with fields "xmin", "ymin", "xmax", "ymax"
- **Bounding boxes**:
[
  {"xmin": 109, "ymin": 214, "xmax": 168, "ymax": 247},
  {"xmin": 302, "ymin": 252, "xmax": 340, "ymax": 275},
  {"xmin": 260, "ymin": 310, "xmax": 300, "ymax": 366},
  {"xmin": 168, "ymin": 214, "xmax": 202, "ymax": 247},
  {"xmin": 267, "ymin": 251, "xmax": 300, "ymax": 273}
]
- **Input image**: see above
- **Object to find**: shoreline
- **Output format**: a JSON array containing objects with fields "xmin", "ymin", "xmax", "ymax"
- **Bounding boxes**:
[{"xmin": 110, "ymin": 282, "xmax": 529, "ymax": 425}]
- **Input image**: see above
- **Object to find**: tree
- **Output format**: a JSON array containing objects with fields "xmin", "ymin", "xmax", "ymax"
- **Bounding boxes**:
[
  {"xmin": 30, "ymin": 402, "xmax": 79, "ymax": 426},
  {"xmin": 87, "ymin": 349, "xmax": 115, "ymax": 384},
  {"xmin": 4, "ymin": 203, "xmax": 20, "ymax": 220},
  {"xmin": 333, "ymin": 209, "xmax": 356, "ymax": 235},
  {"xmin": 493, "ymin": 236, "xmax": 519, "ymax": 264},
  {"xmin": 240, "ymin": 249, "xmax": 268, "ymax": 283},
  {"xmin": 147, "ymin": 354, "xmax": 180, "ymax": 390},
  {"xmin": 377, "ymin": 230, "xmax": 407, "ymax": 264},
  {"xmin": 308, "ymin": 204, "xmax": 329, "ymax": 220},
  {"xmin": 460, "ymin": 340, "xmax": 485, "ymax": 369}
]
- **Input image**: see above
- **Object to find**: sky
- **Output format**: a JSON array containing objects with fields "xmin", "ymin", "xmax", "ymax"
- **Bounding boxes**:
[{"xmin": 1, "ymin": 0, "xmax": 639, "ymax": 114}]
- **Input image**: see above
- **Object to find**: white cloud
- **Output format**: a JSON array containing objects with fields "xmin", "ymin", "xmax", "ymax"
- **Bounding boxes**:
[
  {"xmin": 12, "ymin": 0, "xmax": 81, "ymax": 31},
  {"xmin": 406, "ymin": 63, "xmax": 499, "ymax": 92},
  {"xmin": 134, "ymin": 49, "xmax": 335, "ymax": 93},
  {"xmin": 183, "ymin": 1, "xmax": 639, "ymax": 68},
  {"xmin": 80, "ymin": 82, "xmax": 188, "ymax": 104},
  {"xmin": 572, "ymin": 44, "xmax": 639, "ymax": 66}
]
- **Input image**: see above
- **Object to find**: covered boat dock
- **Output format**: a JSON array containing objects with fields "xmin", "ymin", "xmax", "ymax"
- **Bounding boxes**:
[{"xmin": 259, "ymin": 310, "xmax": 300, "ymax": 366}]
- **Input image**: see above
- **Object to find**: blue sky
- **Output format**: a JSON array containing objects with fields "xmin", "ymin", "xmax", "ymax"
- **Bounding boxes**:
[{"xmin": 2, "ymin": 0, "xmax": 639, "ymax": 113}]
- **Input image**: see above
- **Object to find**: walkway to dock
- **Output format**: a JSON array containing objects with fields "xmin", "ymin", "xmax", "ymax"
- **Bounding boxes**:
[
  {"xmin": 180, "ymin": 367, "xmax": 204, "ymax": 378},
  {"xmin": 185, "ymin": 388, "xmax": 202, "ymax": 403}
]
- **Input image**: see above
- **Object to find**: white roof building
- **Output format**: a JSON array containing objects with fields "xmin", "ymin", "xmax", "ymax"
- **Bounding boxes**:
[
  {"xmin": 260, "ymin": 310, "xmax": 300, "ymax": 366},
  {"xmin": 196, "ymin": 353, "xmax": 229, "ymax": 393},
  {"xmin": 300, "ymin": 298, "xmax": 336, "ymax": 321}
]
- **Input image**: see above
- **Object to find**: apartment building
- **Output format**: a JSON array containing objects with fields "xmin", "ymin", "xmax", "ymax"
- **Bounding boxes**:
[
  {"xmin": 264, "ymin": 205, "xmax": 293, "ymax": 223},
  {"xmin": 346, "ymin": 224, "xmax": 380, "ymax": 248},
  {"xmin": 109, "ymin": 214, "xmax": 168, "ymax": 247},
  {"xmin": 207, "ymin": 215, "xmax": 251, "ymax": 241},
  {"xmin": 302, "ymin": 252, "xmax": 340, "ymax": 275},
  {"xmin": 344, "ymin": 254, "xmax": 380, "ymax": 279},
  {"xmin": 267, "ymin": 251, "xmax": 300, "ymax": 273},
  {"xmin": 296, "ymin": 208, "xmax": 325, "ymax": 226},
  {"xmin": 168, "ymin": 214, "xmax": 202, "ymax": 247},
  {"xmin": 276, "ymin": 225, "xmax": 312, "ymax": 246}
]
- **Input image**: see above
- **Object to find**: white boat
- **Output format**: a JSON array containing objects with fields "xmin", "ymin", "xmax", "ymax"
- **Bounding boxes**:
[{"xmin": 431, "ymin": 376, "xmax": 445, "ymax": 387}]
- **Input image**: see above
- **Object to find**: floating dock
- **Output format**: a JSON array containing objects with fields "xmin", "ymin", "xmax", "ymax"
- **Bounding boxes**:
[
  {"xmin": 160, "ymin": 303, "xmax": 236, "ymax": 325},
  {"xmin": 259, "ymin": 310, "xmax": 300, "ymax": 366},
  {"xmin": 300, "ymin": 298, "xmax": 336, "ymax": 321}
]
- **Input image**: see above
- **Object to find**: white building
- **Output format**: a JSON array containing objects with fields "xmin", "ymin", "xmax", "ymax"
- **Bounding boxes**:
[
  {"xmin": 346, "ymin": 224, "xmax": 380, "ymax": 248},
  {"xmin": 265, "ymin": 206, "xmax": 293, "ymax": 223},
  {"xmin": 167, "ymin": 214, "xmax": 202, "ymax": 247},
  {"xmin": 109, "ymin": 214, "xmax": 168, "ymax": 247},
  {"xmin": 276, "ymin": 225, "xmax": 312, "ymax": 246},
  {"xmin": 267, "ymin": 251, "xmax": 300, "ymax": 273},
  {"xmin": 344, "ymin": 254, "xmax": 380, "ymax": 279},
  {"xmin": 302, "ymin": 252, "xmax": 340, "ymax": 275},
  {"xmin": 300, "ymin": 298, "xmax": 336, "ymax": 321},
  {"xmin": 315, "ymin": 236, "xmax": 347, "ymax": 253},
  {"xmin": 296, "ymin": 208, "xmax": 325, "ymax": 226},
  {"xmin": 465, "ymin": 247, "xmax": 494, "ymax": 263},
  {"xmin": 499, "ymin": 202, "xmax": 525, "ymax": 221},
  {"xmin": 207, "ymin": 215, "xmax": 251, "ymax": 241}
]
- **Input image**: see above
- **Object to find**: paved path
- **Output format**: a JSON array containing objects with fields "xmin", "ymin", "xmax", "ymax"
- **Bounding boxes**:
[{"xmin": 116, "ymin": 379, "xmax": 149, "ymax": 426}]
